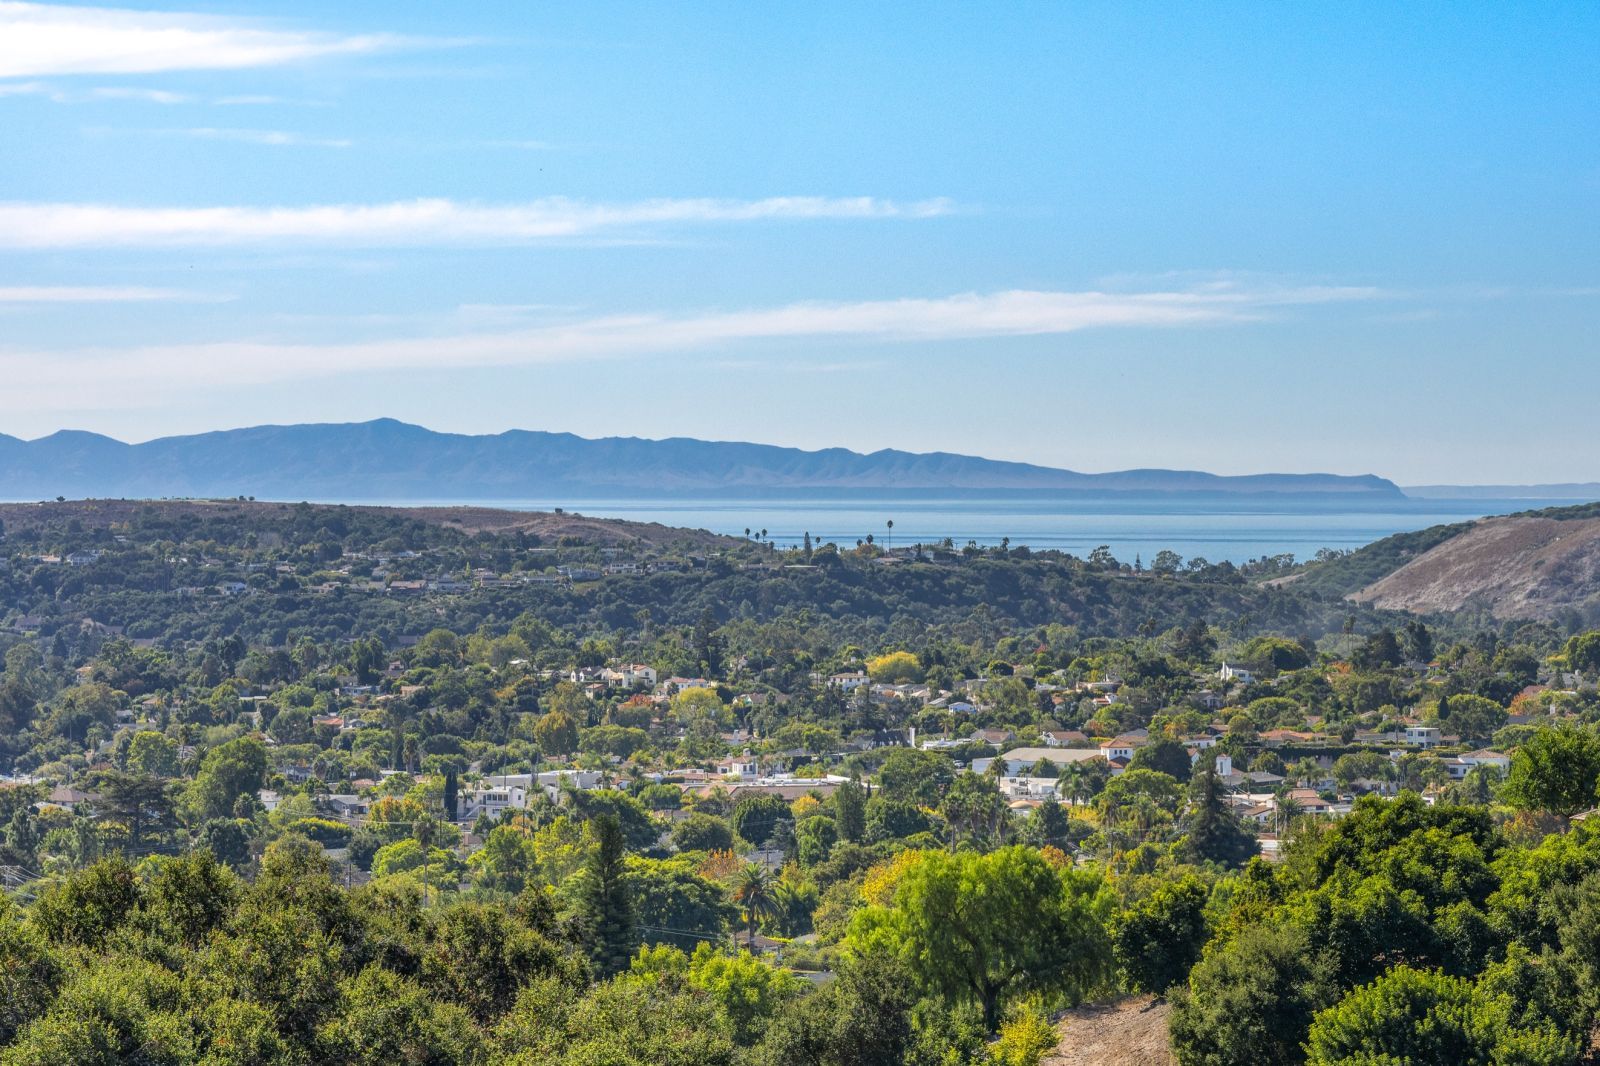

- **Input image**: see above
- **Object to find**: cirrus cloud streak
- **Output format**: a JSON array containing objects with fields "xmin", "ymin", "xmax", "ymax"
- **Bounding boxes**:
[
  {"xmin": 0, "ymin": 1, "xmax": 411, "ymax": 78},
  {"xmin": 0, "ymin": 284, "xmax": 222, "ymax": 302},
  {"xmin": 0, "ymin": 285, "xmax": 1380, "ymax": 410},
  {"xmin": 0, "ymin": 196, "xmax": 957, "ymax": 248}
]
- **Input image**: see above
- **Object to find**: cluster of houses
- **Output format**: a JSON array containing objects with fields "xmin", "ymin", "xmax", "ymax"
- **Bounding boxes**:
[{"xmin": 942, "ymin": 719, "xmax": 1518, "ymax": 828}]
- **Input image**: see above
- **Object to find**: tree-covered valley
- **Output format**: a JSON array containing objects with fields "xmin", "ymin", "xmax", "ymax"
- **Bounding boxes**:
[{"xmin": 4, "ymin": 500, "xmax": 1600, "ymax": 1064}]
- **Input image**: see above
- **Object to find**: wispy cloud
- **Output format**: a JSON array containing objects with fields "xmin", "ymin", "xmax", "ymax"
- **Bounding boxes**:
[
  {"xmin": 138, "ymin": 126, "xmax": 351, "ymax": 147},
  {"xmin": 0, "ymin": 1, "xmax": 419, "ymax": 78},
  {"xmin": 0, "ymin": 81, "xmax": 328, "ymax": 105},
  {"xmin": 0, "ymin": 285, "xmax": 1379, "ymax": 409},
  {"xmin": 0, "ymin": 79, "xmax": 188, "ymax": 102},
  {"xmin": 213, "ymin": 94, "xmax": 320, "ymax": 107},
  {"xmin": 0, "ymin": 196, "xmax": 957, "ymax": 248},
  {"xmin": 84, "ymin": 85, "xmax": 188, "ymax": 103},
  {"xmin": 0, "ymin": 284, "xmax": 221, "ymax": 302}
]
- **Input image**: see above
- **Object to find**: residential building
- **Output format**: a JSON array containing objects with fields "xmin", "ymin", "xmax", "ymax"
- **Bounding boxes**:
[
  {"xmin": 987, "ymin": 746, "xmax": 1107, "ymax": 776},
  {"xmin": 1218, "ymin": 663, "xmax": 1254, "ymax": 684},
  {"xmin": 458, "ymin": 784, "xmax": 529, "ymax": 822}
]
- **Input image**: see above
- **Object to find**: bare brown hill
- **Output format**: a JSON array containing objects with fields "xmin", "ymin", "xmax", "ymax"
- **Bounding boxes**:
[
  {"xmin": 1351, "ymin": 515, "xmax": 1600, "ymax": 619},
  {"xmin": 0, "ymin": 499, "xmax": 741, "ymax": 551},
  {"xmin": 1045, "ymin": 995, "xmax": 1173, "ymax": 1066}
]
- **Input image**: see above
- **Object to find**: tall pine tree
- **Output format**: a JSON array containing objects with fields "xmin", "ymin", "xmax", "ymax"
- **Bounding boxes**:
[
  {"xmin": 1184, "ymin": 768, "xmax": 1259, "ymax": 867},
  {"xmin": 581, "ymin": 813, "xmax": 635, "ymax": 976},
  {"xmin": 833, "ymin": 779, "xmax": 867, "ymax": 843},
  {"xmin": 442, "ymin": 769, "xmax": 458, "ymax": 821}
]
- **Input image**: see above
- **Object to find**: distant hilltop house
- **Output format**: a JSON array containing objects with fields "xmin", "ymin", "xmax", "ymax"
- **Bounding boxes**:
[
  {"xmin": 599, "ymin": 663, "xmax": 657, "ymax": 689},
  {"xmin": 43, "ymin": 786, "xmax": 100, "ymax": 813},
  {"xmin": 557, "ymin": 565, "xmax": 602, "ymax": 582},
  {"xmin": 659, "ymin": 676, "xmax": 714, "ymax": 697},
  {"xmin": 1099, "ymin": 736, "xmax": 1143, "ymax": 762},
  {"xmin": 1442, "ymin": 750, "xmax": 1511, "ymax": 779},
  {"xmin": 716, "ymin": 754, "xmax": 762, "ymax": 778},
  {"xmin": 457, "ymin": 784, "xmax": 529, "ymax": 823},
  {"xmin": 1218, "ymin": 662, "xmax": 1254, "ymax": 684},
  {"xmin": 456, "ymin": 770, "xmax": 606, "ymax": 821}
]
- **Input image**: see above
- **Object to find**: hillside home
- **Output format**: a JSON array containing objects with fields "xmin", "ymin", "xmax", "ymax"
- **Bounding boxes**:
[
  {"xmin": 458, "ymin": 784, "xmax": 529, "ymax": 822},
  {"xmin": 1405, "ymin": 724, "xmax": 1443, "ymax": 748},
  {"xmin": 1444, "ymin": 749, "xmax": 1512, "ymax": 779},
  {"xmin": 1218, "ymin": 663, "xmax": 1254, "ymax": 684},
  {"xmin": 1099, "ymin": 737, "xmax": 1142, "ymax": 762},
  {"xmin": 996, "ymin": 775, "xmax": 1063, "ymax": 801},
  {"xmin": 717, "ymin": 754, "xmax": 761, "ymax": 778},
  {"xmin": 323, "ymin": 794, "xmax": 369, "ymax": 819}
]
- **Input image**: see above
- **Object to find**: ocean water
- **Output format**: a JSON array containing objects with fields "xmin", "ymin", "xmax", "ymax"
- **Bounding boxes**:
[{"xmin": 359, "ymin": 495, "xmax": 1595, "ymax": 566}]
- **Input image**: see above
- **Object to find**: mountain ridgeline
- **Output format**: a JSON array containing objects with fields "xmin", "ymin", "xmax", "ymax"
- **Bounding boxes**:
[{"xmin": 0, "ymin": 419, "xmax": 1404, "ymax": 500}]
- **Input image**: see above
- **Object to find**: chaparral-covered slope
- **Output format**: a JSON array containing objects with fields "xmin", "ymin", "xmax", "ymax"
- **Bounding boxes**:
[{"xmin": 1350, "ymin": 513, "xmax": 1600, "ymax": 620}]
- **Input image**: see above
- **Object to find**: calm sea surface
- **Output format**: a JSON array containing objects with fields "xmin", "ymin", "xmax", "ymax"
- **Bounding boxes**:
[{"xmin": 349, "ymin": 495, "xmax": 1595, "ymax": 566}]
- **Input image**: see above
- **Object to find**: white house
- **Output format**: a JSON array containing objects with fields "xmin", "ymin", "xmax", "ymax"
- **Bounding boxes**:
[
  {"xmin": 1099, "ymin": 736, "xmax": 1143, "ymax": 762},
  {"xmin": 1460, "ymin": 749, "xmax": 1510, "ymax": 771},
  {"xmin": 1218, "ymin": 663, "xmax": 1254, "ymax": 684},
  {"xmin": 537, "ymin": 769, "xmax": 604, "ymax": 797},
  {"xmin": 996, "ymin": 775, "xmax": 1063, "ymax": 801},
  {"xmin": 458, "ymin": 784, "xmax": 529, "ymax": 822},
  {"xmin": 660, "ymin": 676, "xmax": 714, "ymax": 696},
  {"xmin": 717, "ymin": 754, "xmax": 761, "ymax": 778},
  {"xmin": 1444, "ymin": 749, "xmax": 1511, "ymax": 779},
  {"xmin": 599, "ymin": 663, "xmax": 657, "ymax": 689},
  {"xmin": 1404, "ymin": 724, "xmax": 1443, "ymax": 748}
]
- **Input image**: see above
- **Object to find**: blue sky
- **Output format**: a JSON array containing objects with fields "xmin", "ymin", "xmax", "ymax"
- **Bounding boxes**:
[{"xmin": 0, "ymin": 1, "xmax": 1596, "ymax": 483}]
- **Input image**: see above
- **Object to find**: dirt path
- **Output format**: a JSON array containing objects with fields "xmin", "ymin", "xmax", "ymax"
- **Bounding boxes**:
[{"xmin": 1044, "ymin": 995, "xmax": 1173, "ymax": 1066}]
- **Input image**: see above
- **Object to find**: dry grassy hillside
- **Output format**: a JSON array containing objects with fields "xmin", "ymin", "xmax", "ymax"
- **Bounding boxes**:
[
  {"xmin": 1351, "ymin": 515, "xmax": 1600, "ymax": 619},
  {"xmin": 1045, "ymin": 995, "xmax": 1173, "ymax": 1066}
]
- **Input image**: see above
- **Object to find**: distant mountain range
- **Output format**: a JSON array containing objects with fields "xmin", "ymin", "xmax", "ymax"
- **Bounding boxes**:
[
  {"xmin": 0, "ymin": 419, "xmax": 1405, "ymax": 500},
  {"xmin": 1403, "ymin": 483, "xmax": 1600, "ymax": 500}
]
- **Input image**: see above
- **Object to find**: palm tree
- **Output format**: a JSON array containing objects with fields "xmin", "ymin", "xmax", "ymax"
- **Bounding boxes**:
[
  {"xmin": 886, "ymin": 519, "xmax": 893, "ymax": 552},
  {"xmin": 1275, "ymin": 793, "xmax": 1303, "ymax": 837},
  {"xmin": 1129, "ymin": 796, "xmax": 1161, "ymax": 841},
  {"xmin": 1059, "ymin": 763, "xmax": 1087, "ymax": 807},
  {"xmin": 1099, "ymin": 793, "xmax": 1120, "ymax": 832},
  {"xmin": 732, "ymin": 864, "xmax": 778, "ymax": 948}
]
